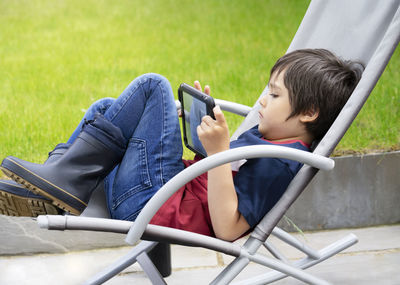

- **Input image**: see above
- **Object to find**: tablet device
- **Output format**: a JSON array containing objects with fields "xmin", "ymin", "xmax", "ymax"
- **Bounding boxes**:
[{"xmin": 178, "ymin": 83, "xmax": 215, "ymax": 157}]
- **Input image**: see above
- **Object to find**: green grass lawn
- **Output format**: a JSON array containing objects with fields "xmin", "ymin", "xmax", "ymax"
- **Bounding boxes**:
[{"xmin": 0, "ymin": 0, "xmax": 399, "ymax": 168}]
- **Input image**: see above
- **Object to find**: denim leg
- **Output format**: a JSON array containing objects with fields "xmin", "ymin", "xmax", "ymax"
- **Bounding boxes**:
[
  {"xmin": 102, "ymin": 73, "xmax": 184, "ymax": 221},
  {"xmin": 67, "ymin": 98, "xmax": 115, "ymax": 144}
]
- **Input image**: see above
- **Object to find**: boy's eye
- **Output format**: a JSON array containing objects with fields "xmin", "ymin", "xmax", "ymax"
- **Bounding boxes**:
[{"xmin": 269, "ymin": 93, "xmax": 279, "ymax": 98}]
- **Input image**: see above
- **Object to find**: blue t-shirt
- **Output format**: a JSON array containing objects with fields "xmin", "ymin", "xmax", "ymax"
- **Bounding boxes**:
[{"xmin": 230, "ymin": 126, "xmax": 310, "ymax": 228}]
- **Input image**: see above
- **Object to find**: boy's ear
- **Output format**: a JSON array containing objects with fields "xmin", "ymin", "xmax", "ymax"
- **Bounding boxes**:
[{"xmin": 300, "ymin": 108, "xmax": 319, "ymax": 123}]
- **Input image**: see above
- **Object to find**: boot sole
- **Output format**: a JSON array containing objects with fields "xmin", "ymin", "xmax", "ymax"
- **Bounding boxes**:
[
  {"xmin": 1, "ymin": 159, "xmax": 85, "ymax": 216},
  {"xmin": 0, "ymin": 187, "xmax": 60, "ymax": 217}
]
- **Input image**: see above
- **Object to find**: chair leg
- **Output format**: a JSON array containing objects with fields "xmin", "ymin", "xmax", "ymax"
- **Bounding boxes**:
[
  {"xmin": 84, "ymin": 241, "xmax": 158, "ymax": 285},
  {"xmin": 210, "ymin": 256, "xmax": 250, "ymax": 285},
  {"xmin": 147, "ymin": 242, "xmax": 172, "ymax": 277},
  {"xmin": 233, "ymin": 234, "xmax": 358, "ymax": 285},
  {"xmin": 137, "ymin": 251, "xmax": 168, "ymax": 285}
]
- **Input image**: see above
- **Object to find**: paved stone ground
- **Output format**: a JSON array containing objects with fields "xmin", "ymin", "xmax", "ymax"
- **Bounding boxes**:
[{"xmin": 0, "ymin": 224, "xmax": 399, "ymax": 284}]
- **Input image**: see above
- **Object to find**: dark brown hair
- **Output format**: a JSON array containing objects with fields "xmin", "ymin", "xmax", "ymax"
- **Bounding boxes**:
[{"xmin": 270, "ymin": 49, "xmax": 363, "ymax": 140}]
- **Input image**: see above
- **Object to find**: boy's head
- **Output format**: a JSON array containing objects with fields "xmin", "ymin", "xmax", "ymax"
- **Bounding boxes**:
[{"xmin": 260, "ymin": 49, "xmax": 363, "ymax": 142}]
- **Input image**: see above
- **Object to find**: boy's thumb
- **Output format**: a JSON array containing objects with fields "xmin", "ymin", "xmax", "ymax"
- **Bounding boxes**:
[{"xmin": 213, "ymin": 105, "xmax": 225, "ymax": 121}]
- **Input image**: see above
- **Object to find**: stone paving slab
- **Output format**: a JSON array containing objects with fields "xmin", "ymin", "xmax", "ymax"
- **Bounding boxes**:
[
  {"xmin": 0, "ymin": 215, "xmax": 126, "ymax": 255},
  {"xmin": 150, "ymin": 250, "xmax": 400, "ymax": 285},
  {"xmin": 0, "ymin": 224, "xmax": 399, "ymax": 284}
]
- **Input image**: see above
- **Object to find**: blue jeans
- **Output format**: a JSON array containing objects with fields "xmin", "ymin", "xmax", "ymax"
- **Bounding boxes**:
[{"xmin": 67, "ymin": 74, "xmax": 184, "ymax": 220}]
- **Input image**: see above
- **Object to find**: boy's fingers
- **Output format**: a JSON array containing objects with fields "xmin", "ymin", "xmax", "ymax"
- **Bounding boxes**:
[
  {"xmin": 194, "ymin": 81, "xmax": 211, "ymax": 95},
  {"xmin": 194, "ymin": 81, "xmax": 202, "ymax": 91},
  {"xmin": 201, "ymin": 115, "xmax": 214, "ymax": 126},
  {"xmin": 204, "ymin": 85, "xmax": 211, "ymax": 95},
  {"xmin": 213, "ymin": 105, "xmax": 225, "ymax": 123},
  {"xmin": 197, "ymin": 125, "xmax": 203, "ymax": 136}
]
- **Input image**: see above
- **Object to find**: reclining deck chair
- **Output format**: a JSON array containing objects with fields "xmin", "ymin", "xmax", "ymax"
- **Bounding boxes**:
[{"xmin": 36, "ymin": 0, "xmax": 400, "ymax": 284}]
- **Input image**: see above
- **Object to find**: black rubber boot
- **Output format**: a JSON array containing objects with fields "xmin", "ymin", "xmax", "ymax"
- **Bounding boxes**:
[
  {"xmin": 0, "ymin": 143, "xmax": 70, "ymax": 216},
  {"xmin": 0, "ymin": 180, "xmax": 60, "ymax": 216},
  {"xmin": 1, "ymin": 114, "xmax": 127, "ymax": 215}
]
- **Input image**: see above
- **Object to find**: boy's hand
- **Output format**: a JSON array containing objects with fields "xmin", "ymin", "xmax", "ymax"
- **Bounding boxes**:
[
  {"xmin": 197, "ymin": 106, "xmax": 230, "ymax": 156},
  {"xmin": 193, "ymin": 80, "xmax": 230, "ymax": 156}
]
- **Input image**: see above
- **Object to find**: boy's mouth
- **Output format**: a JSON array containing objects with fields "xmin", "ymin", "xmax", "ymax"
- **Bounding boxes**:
[{"xmin": 258, "ymin": 111, "xmax": 263, "ymax": 119}]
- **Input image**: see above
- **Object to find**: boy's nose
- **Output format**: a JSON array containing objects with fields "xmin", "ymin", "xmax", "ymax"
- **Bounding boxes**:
[{"xmin": 259, "ymin": 95, "xmax": 267, "ymax": 107}]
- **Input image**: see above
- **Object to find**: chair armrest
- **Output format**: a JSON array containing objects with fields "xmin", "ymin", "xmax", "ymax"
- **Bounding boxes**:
[
  {"xmin": 175, "ymin": 99, "xmax": 252, "ymax": 117},
  {"xmin": 125, "ymin": 145, "xmax": 334, "ymax": 245},
  {"xmin": 214, "ymin": 99, "xmax": 252, "ymax": 117}
]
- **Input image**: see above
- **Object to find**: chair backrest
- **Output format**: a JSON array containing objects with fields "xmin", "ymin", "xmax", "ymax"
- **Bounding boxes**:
[{"xmin": 238, "ymin": 0, "xmax": 400, "ymax": 241}]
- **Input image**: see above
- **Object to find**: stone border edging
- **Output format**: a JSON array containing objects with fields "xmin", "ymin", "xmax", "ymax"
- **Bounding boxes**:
[{"xmin": 279, "ymin": 151, "xmax": 400, "ymax": 231}]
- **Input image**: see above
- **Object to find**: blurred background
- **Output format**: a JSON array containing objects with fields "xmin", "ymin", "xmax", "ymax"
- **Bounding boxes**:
[{"xmin": 0, "ymin": 0, "xmax": 398, "ymax": 164}]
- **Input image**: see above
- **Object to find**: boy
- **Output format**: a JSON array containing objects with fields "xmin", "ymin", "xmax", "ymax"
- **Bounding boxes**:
[{"xmin": 0, "ymin": 49, "xmax": 362, "ymax": 241}]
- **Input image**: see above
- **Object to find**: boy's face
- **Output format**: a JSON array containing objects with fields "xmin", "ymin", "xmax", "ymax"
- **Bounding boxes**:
[{"xmin": 258, "ymin": 71, "xmax": 307, "ymax": 141}]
